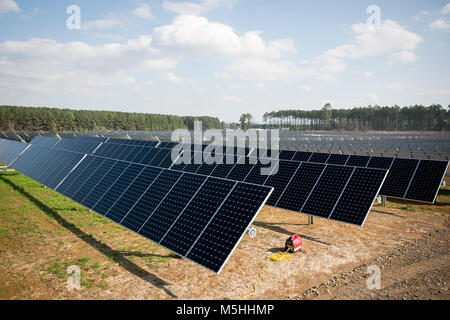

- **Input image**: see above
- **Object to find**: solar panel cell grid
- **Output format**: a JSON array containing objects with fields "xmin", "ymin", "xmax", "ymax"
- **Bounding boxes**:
[
  {"xmin": 161, "ymin": 177, "xmax": 236, "ymax": 256},
  {"xmin": 263, "ymin": 160, "xmax": 301, "ymax": 206},
  {"xmin": 121, "ymin": 170, "xmax": 182, "ymax": 232},
  {"xmin": 405, "ymin": 160, "xmax": 449, "ymax": 203},
  {"xmin": 94, "ymin": 163, "xmax": 144, "ymax": 216},
  {"xmin": 276, "ymin": 162, "xmax": 326, "ymax": 212},
  {"xmin": 138, "ymin": 173, "xmax": 205, "ymax": 243},
  {"xmin": 186, "ymin": 183, "xmax": 272, "ymax": 273},
  {"xmin": 379, "ymin": 158, "xmax": 419, "ymax": 198},
  {"xmin": 105, "ymin": 166, "xmax": 163, "ymax": 223},
  {"xmin": 330, "ymin": 168, "xmax": 387, "ymax": 226},
  {"xmin": 301, "ymin": 165, "xmax": 354, "ymax": 218}
]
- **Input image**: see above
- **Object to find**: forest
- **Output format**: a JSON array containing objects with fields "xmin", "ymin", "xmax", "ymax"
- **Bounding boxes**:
[
  {"xmin": 262, "ymin": 104, "xmax": 450, "ymax": 131},
  {"xmin": 0, "ymin": 106, "xmax": 225, "ymax": 132}
]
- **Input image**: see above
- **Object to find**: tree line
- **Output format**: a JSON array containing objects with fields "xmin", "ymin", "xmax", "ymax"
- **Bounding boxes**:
[
  {"xmin": 0, "ymin": 106, "xmax": 225, "ymax": 132},
  {"xmin": 262, "ymin": 104, "xmax": 450, "ymax": 131}
]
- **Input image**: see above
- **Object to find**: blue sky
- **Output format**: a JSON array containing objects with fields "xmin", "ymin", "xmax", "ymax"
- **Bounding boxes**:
[{"xmin": 0, "ymin": 0, "xmax": 449, "ymax": 123}]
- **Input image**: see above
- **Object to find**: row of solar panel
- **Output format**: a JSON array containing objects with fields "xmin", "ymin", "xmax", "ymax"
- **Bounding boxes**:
[
  {"xmin": 52, "ymin": 140, "xmax": 389, "ymax": 227},
  {"xmin": 10, "ymin": 144, "xmax": 273, "ymax": 273},
  {"xmin": 35, "ymin": 136, "xmax": 448, "ymax": 204},
  {"xmin": 153, "ymin": 141, "xmax": 449, "ymax": 204},
  {"xmin": 0, "ymin": 139, "xmax": 30, "ymax": 166}
]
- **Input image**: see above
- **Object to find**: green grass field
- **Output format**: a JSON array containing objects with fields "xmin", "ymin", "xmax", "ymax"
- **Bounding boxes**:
[{"xmin": 0, "ymin": 171, "xmax": 180, "ymax": 298}]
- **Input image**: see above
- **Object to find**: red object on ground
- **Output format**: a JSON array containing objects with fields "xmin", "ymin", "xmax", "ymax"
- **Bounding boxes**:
[{"xmin": 285, "ymin": 234, "xmax": 302, "ymax": 253}]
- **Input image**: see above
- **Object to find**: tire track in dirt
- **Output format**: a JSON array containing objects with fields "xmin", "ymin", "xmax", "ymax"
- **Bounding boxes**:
[{"xmin": 299, "ymin": 227, "xmax": 450, "ymax": 300}]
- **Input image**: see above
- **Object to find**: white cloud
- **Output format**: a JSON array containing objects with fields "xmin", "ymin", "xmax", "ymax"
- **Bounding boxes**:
[
  {"xmin": 132, "ymin": 3, "xmax": 155, "ymax": 20},
  {"xmin": 0, "ymin": 0, "xmax": 20, "ymax": 15},
  {"xmin": 298, "ymin": 85, "xmax": 312, "ymax": 92},
  {"xmin": 441, "ymin": 3, "xmax": 450, "ymax": 15},
  {"xmin": 386, "ymin": 82, "xmax": 403, "ymax": 90},
  {"xmin": 429, "ymin": 18, "xmax": 450, "ymax": 32},
  {"xmin": 162, "ymin": 0, "xmax": 236, "ymax": 15},
  {"xmin": 389, "ymin": 50, "xmax": 418, "ymax": 63},
  {"xmin": 414, "ymin": 10, "xmax": 431, "ymax": 21},
  {"xmin": 152, "ymin": 15, "xmax": 295, "ymax": 59},
  {"xmin": 82, "ymin": 19, "xmax": 124, "ymax": 31},
  {"xmin": 0, "ymin": 36, "xmax": 175, "ymax": 95},
  {"xmin": 163, "ymin": 72, "xmax": 183, "ymax": 83},
  {"xmin": 362, "ymin": 71, "xmax": 373, "ymax": 78},
  {"xmin": 323, "ymin": 20, "xmax": 423, "ymax": 61},
  {"xmin": 220, "ymin": 94, "xmax": 241, "ymax": 102}
]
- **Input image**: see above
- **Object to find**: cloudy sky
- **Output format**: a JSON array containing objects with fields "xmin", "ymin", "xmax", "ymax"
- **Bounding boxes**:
[{"xmin": 0, "ymin": 0, "xmax": 449, "ymax": 123}]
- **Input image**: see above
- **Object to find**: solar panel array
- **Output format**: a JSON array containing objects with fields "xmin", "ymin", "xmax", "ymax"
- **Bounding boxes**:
[
  {"xmin": 32, "ymin": 136, "xmax": 448, "ymax": 204},
  {"xmin": 247, "ymin": 149, "xmax": 448, "ymax": 203},
  {"xmin": 42, "ymin": 136, "xmax": 389, "ymax": 227},
  {"xmin": 0, "ymin": 139, "xmax": 29, "ymax": 166},
  {"xmin": 7, "ymin": 143, "xmax": 273, "ymax": 273}
]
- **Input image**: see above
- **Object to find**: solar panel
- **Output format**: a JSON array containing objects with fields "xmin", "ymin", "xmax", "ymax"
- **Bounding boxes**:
[
  {"xmin": 379, "ymin": 158, "xmax": 419, "ymax": 198},
  {"xmin": 0, "ymin": 138, "xmax": 29, "ymax": 166},
  {"xmin": 329, "ymin": 167, "xmax": 387, "ymax": 226},
  {"xmin": 276, "ymin": 162, "xmax": 326, "ymax": 212},
  {"xmin": 346, "ymin": 155, "xmax": 370, "ymax": 167},
  {"xmin": 367, "ymin": 156, "xmax": 394, "ymax": 169},
  {"xmin": 53, "ymin": 138, "xmax": 393, "ymax": 224},
  {"xmin": 309, "ymin": 152, "xmax": 330, "ymax": 163},
  {"xmin": 263, "ymin": 160, "xmax": 301, "ymax": 206},
  {"xmin": 30, "ymin": 136, "xmax": 60, "ymax": 147},
  {"xmin": 301, "ymin": 165, "xmax": 354, "ymax": 218},
  {"xmin": 10, "ymin": 145, "xmax": 272, "ymax": 273},
  {"xmin": 404, "ymin": 160, "xmax": 449, "ymax": 203}
]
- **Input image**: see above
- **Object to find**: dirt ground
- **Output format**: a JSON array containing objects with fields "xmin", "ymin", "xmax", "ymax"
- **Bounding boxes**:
[{"xmin": 0, "ymin": 171, "xmax": 448, "ymax": 300}]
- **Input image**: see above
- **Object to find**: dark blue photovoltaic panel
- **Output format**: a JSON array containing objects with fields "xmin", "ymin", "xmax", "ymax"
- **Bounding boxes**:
[
  {"xmin": 405, "ymin": 160, "xmax": 448, "ymax": 203},
  {"xmin": 195, "ymin": 153, "xmax": 219, "ymax": 176},
  {"xmin": 56, "ymin": 155, "xmax": 96, "ymax": 195},
  {"xmin": 327, "ymin": 154, "xmax": 349, "ymax": 165},
  {"xmin": 210, "ymin": 155, "xmax": 237, "ymax": 178},
  {"xmin": 59, "ymin": 157, "xmax": 106, "ymax": 198},
  {"xmin": 367, "ymin": 156, "xmax": 393, "ymax": 169},
  {"xmin": 132, "ymin": 147, "xmax": 153, "ymax": 163},
  {"xmin": 81, "ymin": 161, "xmax": 129, "ymax": 209},
  {"xmin": 292, "ymin": 151, "xmax": 312, "ymax": 162},
  {"xmin": 244, "ymin": 160, "xmax": 273, "ymax": 185},
  {"xmin": 379, "ymin": 158, "xmax": 419, "ymax": 198},
  {"xmin": 71, "ymin": 158, "xmax": 117, "ymax": 204},
  {"xmin": 279, "ymin": 150, "xmax": 296, "ymax": 160},
  {"xmin": 149, "ymin": 148, "xmax": 172, "ymax": 167},
  {"xmin": 104, "ymin": 166, "xmax": 162, "ymax": 223},
  {"xmin": 301, "ymin": 165, "xmax": 354, "ymax": 218},
  {"xmin": 138, "ymin": 173, "xmax": 205, "ymax": 243},
  {"xmin": 186, "ymin": 183, "xmax": 272, "ymax": 273},
  {"xmin": 276, "ymin": 162, "xmax": 325, "ymax": 212},
  {"xmin": 182, "ymin": 152, "xmax": 203, "ymax": 173},
  {"xmin": 226, "ymin": 157, "xmax": 256, "ymax": 181},
  {"xmin": 330, "ymin": 168, "xmax": 387, "ymax": 225},
  {"xmin": 54, "ymin": 139, "xmax": 100, "ymax": 154},
  {"xmin": 158, "ymin": 149, "xmax": 180, "ymax": 168},
  {"xmin": 30, "ymin": 136, "xmax": 60, "ymax": 147},
  {"xmin": 140, "ymin": 148, "xmax": 161, "ymax": 165},
  {"xmin": 93, "ymin": 163, "xmax": 144, "ymax": 215},
  {"xmin": 0, "ymin": 139, "xmax": 28, "ymax": 166},
  {"xmin": 161, "ymin": 177, "xmax": 236, "ymax": 256},
  {"xmin": 263, "ymin": 160, "xmax": 301, "ymax": 206},
  {"xmin": 346, "ymin": 155, "xmax": 370, "ymax": 167},
  {"xmin": 309, "ymin": 153, "xmax": 330, "ymax": 163},
  {"xmin": 121, "ymin": 170, "xmax": 182, "ymax": 232},
  {"xmin": 46, "ymin": 152, "xmax": 85, "ymax": 189}
]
